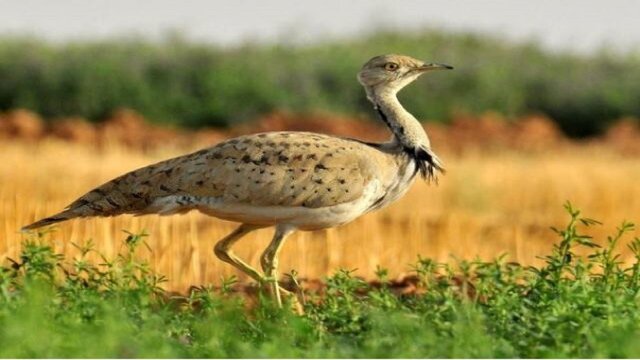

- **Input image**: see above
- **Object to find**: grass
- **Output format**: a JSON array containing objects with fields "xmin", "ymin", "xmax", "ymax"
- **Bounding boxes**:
[
  {"xmin": 1, "ymin": 203, "xmax": 640, "ymax": 358},
  {"xmin": 2, "ymin": 131, "xmax": 639, "ymax": 357},
  {"xmin": 1, "ymin": 30, "xmax": 640, "ymax": 136}
]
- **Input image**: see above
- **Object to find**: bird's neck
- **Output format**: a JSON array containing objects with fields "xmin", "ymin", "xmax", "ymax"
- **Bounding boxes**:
[
  {"xmin": 368, "ymin": 87, "xmax": 445, "ymax": 182},
  {"xmin": 370, "ymin": 89, "xmax": 431, "ymax": 151}
]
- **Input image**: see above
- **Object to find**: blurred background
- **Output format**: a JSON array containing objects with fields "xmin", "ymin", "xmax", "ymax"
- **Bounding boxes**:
[{"xmin": 1, "ymin": 0, "xmax": 639, "ymax": 291}]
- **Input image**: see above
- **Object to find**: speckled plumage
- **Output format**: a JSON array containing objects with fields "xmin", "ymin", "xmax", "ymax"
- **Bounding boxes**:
[
  {"xmin": 23, "ymin": 54, "xmax": 451, "ymax": 309},
  {"xmin": 24, "ymin": 131, "xmax": 404, "ymax": 229}
]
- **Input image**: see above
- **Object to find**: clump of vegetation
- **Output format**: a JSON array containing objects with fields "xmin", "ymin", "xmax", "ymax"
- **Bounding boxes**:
[
  {"xmin": 0, "ymin": 31, "xmax": 639, "ymax": 136},
  {"xmin": 1, "ymin": 203, "xmax": 640, "ymax": 358}
]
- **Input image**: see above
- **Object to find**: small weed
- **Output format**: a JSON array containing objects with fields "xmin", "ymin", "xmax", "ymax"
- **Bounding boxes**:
[{"xmin": 1, "ymin": 204, "xmax": 640, "ymax": 357}]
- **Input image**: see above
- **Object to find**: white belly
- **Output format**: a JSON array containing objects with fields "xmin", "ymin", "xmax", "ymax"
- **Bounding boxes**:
[{"xmin": 147, "ymin": 180, "xmax": 383, "ymax": 231}]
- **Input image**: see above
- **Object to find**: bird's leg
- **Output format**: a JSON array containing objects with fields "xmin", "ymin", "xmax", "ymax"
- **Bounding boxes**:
[
  {"xmin": 214, "ymin": 224, "xmax": 301, "ymax": 313},
  {"xmin": 214, "ymin": 224, "xmax": 267, "ymax": 283},
  {"xmin": 260, "ymin": 225, "xmax": 295, "ymax": 308}
]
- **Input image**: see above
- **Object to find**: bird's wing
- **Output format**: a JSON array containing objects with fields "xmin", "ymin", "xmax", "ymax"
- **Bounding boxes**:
[
  {"xmin": 23, "ymin": 132, "xmax": 385, "ymax": 229},
  {"xmin": 194, "ymin": 132, "xmax": 380, "ymax": 209},
  {"xmin": 173, "ymin": 132, "xmax": 383, "ymax": 208}
]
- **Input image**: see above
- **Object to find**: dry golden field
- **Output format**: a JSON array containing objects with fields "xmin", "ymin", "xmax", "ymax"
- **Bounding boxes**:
[{"xmin": 2, "ymin": 135, "xmax": 640, "ymax": 293}]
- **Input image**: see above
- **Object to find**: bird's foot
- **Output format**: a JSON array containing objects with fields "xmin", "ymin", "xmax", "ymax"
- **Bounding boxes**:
[
  {"xmin": 281, "ymin": 288, "xmax": 304, "ymax": 315},
  {"xmin": 260, "ymin": 276, "xmax": 304, "ymax": 314}
]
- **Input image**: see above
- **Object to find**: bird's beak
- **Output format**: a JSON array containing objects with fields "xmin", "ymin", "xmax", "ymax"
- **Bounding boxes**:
[{"xmin": 417, "ymin": 62, "xmax": 454, "ymax": 72}]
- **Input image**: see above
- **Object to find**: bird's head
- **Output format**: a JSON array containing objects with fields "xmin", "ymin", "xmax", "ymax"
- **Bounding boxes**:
[{"xmin": 357, "ymin": 54, "xmax": 453, "ymax": 101}]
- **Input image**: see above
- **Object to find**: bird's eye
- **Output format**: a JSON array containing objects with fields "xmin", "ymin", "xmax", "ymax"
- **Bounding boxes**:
[{"xmin": 384, "ymin": 62, "xmax": 399, "ymax": 71}]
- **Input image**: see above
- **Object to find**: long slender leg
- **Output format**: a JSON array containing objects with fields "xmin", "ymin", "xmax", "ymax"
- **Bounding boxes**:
[
  {"xmin": 214, "ymin": 223, "xmax": 267, "ymax": 282},
  {"xmin": 260, "ymin": 224, "xmax": 296, "ymax": 307}
]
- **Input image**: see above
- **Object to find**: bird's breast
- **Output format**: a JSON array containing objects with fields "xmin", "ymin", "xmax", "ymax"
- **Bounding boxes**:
[{"xmin": 366, "ymin": 155, "xmax": 418, "ymax": 212}]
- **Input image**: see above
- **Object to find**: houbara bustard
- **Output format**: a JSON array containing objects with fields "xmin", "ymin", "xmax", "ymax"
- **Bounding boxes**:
[{"xmin": 23, "ymin": 54, "xmax": 452, "ymax": 307}]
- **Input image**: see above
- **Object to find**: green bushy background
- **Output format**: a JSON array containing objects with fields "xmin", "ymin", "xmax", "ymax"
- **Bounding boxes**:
[
  {"xmin": 1, "ymin": 30, "xmax": 639, "ymax": 137},
  {"xmin": 2, "ymin": 204, "xmax": 640, "ymax": 357}
]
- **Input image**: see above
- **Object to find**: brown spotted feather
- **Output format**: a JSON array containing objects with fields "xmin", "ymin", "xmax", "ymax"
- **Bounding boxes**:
[{"xmin": 22, "ymin": 132, "xmax": 397, "ymax": 230}]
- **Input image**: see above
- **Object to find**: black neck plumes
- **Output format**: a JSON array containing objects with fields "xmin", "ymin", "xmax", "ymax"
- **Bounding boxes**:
[{"xmin": 375, "ymin": 104, "xmax": 444, "ymax": 183}]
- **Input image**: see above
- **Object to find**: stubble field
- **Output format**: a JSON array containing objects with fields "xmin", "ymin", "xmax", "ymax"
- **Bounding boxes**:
[
  {"xmin": 2, "ymin": 114, "xmax": 640, "ymax": 357},
  {"xmin": 2, "ymin": 30, "xmax": 640, "ymax": 357},
  {"xmin": 2, "ymin": 129, "xmax": 639, "ymax": 292}
]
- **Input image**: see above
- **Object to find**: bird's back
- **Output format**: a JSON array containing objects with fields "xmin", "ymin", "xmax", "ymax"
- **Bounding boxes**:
[{"xmin": 23, "ymin": 132, "xmax": 396, "ymax": 230}]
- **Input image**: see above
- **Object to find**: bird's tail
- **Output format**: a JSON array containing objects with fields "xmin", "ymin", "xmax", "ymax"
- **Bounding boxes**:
[
  {"xmin": 21, "ymin": 154, "xmax": 182, "ymax": 232},
  {"xmin": 21, "ymin": 208, "xmax": 80, "ymax": 231},
  {"xmin": 21, "ymin": 169, "xmax": 153, "ymax": 232}
]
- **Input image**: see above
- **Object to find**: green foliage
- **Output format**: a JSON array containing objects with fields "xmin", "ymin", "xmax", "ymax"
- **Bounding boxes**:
[
  {"xmin": 2, "ymin": 204, "xmax": 640, "ymax": 357},
  {"xmin": 0, "ymin": 31, "xmax": 639, "ymax": 136}
]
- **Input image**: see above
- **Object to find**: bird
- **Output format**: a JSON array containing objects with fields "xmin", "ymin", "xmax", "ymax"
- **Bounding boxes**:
[{"xmin": 22, "ymin": 54, "xmax": 452, "ymax": 307}]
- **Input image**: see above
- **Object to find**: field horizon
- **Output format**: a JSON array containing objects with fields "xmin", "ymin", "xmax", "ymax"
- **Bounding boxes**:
[{"xmin": 2, "ymin": 11, "xmax": 640, "ymax": 359}]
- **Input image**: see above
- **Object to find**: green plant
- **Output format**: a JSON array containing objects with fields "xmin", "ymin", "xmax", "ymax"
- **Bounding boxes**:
[
  {"xmin": 1, "ymin": 31, "xmax": 639, "ymax": 136},
  {"xmin": 1, "ymin": 204, "xmax": 639, "ymax": 357}
]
